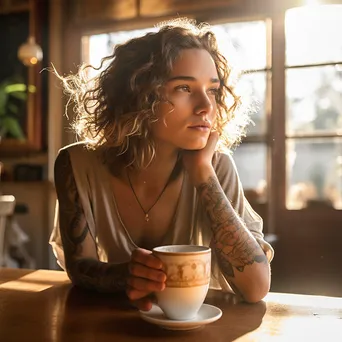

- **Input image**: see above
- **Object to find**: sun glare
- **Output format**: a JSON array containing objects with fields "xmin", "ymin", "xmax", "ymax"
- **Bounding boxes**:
[
  {"xmin": 286, "ymin": 4, "xmax": 342, "ymax": 66},
  {"xmin": 265, "ymin": 292, "xmax": 342, "ymax": 310},
  {"xmin": 0, "ymin": 271, "xmax": 69, "ymax": 292}
]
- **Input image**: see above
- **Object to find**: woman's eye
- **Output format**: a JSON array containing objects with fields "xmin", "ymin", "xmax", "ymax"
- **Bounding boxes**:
[
  {"xmin": 208, "ymin": 88, "xmax": 219, "ymax": 95},
  {"xmin": 175, "ymin": 85, "xmax": 190, "ymax": 92}
]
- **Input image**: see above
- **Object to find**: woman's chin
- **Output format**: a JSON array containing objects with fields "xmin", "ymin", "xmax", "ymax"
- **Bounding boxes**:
[{"xmin": 182, "ymin": 141, "xmax": 207, "ymax": 150}]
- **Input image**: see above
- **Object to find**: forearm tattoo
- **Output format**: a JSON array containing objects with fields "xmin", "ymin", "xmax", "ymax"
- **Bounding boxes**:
[
  {"xmin": 197, "ymin": 176, "xmax": 267, "ymax": 278},
  {"xmin": 55, "ymin": 150, "xmax": 128, "ymax": 293},
  {"xmin": 70, "ymin": 259, "xmax": 128, "ymax": 293}
]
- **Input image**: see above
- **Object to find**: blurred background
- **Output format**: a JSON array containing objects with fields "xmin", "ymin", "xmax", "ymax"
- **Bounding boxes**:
[{"xmin": 0, "ymin": 0, "xmax": 341, "ymax": 297}]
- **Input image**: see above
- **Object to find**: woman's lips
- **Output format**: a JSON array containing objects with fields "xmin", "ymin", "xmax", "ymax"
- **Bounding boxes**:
[{"xmin": 188, "ymin": 126, "xmax": 211, "ymax": 132}]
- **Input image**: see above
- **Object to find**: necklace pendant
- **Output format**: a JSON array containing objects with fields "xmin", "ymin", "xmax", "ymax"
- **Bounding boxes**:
[{"xmin": 145, "ymin": 213, "xmax": 149, "ymax": 222}]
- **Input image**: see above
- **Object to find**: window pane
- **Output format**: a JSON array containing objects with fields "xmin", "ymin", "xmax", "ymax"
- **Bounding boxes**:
[
  {"xmin": 83, "ymin": 27, "xmax": 155, "ymax": 77},
  {"xmin": 236, "ymin": 71, "xmax": 267, "ymax": 136},
  {"xmin": 286, "ymin": 65, "xmax": 342, "ymax": 136},
  {"xmin": 287, "ymin": 138, "xmax": 342, "ymax": 210},
  {"xmin": 286, "ymin": 5, "xmax": 342, "ymax": 66},
  {"xmin": 212, "ymin": 21, "xmax": 267, "ymax": 71},
  {"xmin": 232, "ymin": 143, "xmax": 267, "ymax": 201}
]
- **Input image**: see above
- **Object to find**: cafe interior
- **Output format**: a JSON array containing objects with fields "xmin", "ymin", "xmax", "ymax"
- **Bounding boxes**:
[{"xmin": 0, "ymin": 0, "xmax": 341, "ymax": 340}]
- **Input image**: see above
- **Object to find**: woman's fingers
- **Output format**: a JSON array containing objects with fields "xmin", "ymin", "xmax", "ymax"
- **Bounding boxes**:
[
  {"xmin": 206, "ymin": 131, "xmax": 219, "ymax": 151},
  {"xmin": 131, "ymin": 295, "xmax": 155, "ymax": 311},
  {"xmin": 128, "ymin": 262, "xmax": 166, "ymax": 282},
  {"xmin": 126, "ymin": 248, "xmax": 166, "ymax": 306},
  {"xmin": 131, "ymin": 248, "xmax": 163, "ymax": 269},
  {"xmin": 127, "ymin": 276, "xmax": 165, "ymax": 294},
  {"xmin": 126, "ymin": 287, "xmax": 150, "ymax": 301}
]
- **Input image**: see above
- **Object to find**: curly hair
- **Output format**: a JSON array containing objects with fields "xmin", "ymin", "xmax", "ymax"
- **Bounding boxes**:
[{"xmin": 58, "ymin": 18, "xmax": 250, "ymax": 169}]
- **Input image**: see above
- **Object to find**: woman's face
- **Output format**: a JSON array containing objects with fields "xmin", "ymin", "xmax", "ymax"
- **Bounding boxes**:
[{"xmin": 151, "ymin": 48, "xmax": 219, "ymax": 151}]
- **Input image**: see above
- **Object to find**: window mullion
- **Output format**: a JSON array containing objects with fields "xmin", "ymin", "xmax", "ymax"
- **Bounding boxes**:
[{"xmin": 269, "ymin": 11, "xmax": 286, "ymax": 233}]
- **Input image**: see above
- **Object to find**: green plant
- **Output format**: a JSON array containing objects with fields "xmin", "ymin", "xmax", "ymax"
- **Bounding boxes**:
[{"xmin": 0, "ymin": 75, "xmax": 35, "ymax": 140}]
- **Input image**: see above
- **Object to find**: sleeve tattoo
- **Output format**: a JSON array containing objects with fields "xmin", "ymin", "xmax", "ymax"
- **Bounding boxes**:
[
  {"xmin": 54, "ymin": 149, "xmax": 128, "ymax": 293},
  {"xmin": 197, "ymin": 176, "xmax": 268, "ymax": 278}
]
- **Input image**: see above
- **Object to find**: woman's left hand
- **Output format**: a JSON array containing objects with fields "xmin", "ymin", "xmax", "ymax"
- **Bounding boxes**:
[{"xmin": 182, "ymin": 131, "xmax": 219, "ymax": 186}]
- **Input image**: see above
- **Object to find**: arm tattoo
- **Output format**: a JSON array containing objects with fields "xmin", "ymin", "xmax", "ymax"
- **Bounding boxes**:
[
  {"xmin": 197, "ymin": 176, "xmax": 267, "ymax": 278},
  {"xmin": 55, "ymin": 149, "xmax": 88, "ymax": 258},
  {"xmin": 70, "ymin": 259, "xmax": 128, "ymax": 293},
  {"xmin": 55, "ymin": 149, "xmax": 128, "ymax": 293}
]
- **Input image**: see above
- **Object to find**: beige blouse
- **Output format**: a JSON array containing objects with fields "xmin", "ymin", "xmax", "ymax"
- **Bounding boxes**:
[{"xmin": 50, "ymin": 143, "xmax": 274, "ymax": 292}]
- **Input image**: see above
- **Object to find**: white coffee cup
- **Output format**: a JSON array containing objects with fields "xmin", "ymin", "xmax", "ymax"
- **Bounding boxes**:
[{"xmin": 152, "ymin": 245, "xmax": 211, "ymax": 320}]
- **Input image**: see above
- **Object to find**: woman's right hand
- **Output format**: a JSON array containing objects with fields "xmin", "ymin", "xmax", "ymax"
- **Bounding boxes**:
[{"xmin": 126, "ymin": 248, "xmax": 166, "ymax": 311}]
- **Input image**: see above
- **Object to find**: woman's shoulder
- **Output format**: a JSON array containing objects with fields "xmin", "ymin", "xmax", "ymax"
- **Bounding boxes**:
[
  {"xmin": 55, "ymin": 142, "xmax": 103, "ymax": 171},
  {"xmin": 213, "ymin": 149, "xmax": 236, "ymax": 173},
  {"xmin": 59, "ymin": 141, "xmax": 92, "ymax": 154},
  {"xmin": 212, "ymin": 149, "xmax": 241, "ymax": 188},
  {"xmin": 58, "ymin": 142, "xmax": 101, "ymax": 160}
]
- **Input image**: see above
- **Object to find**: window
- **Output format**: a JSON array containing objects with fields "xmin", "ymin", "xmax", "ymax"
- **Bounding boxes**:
[
  {"xmin": 212, "ymin": 21, "xmax": 270, "ymax": 205},
  {"xmin": 285, "ymin": 5, "xmax": 342, "ymax": 210},
  {"xmin": 81, "ymin": 27, "xmax": 155, "ymax": 78}
]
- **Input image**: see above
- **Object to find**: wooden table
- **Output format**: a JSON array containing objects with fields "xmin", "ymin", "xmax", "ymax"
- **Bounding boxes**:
[{"xmin": 0, "ymin": 268, "xmax": 341, "ymax": 342}]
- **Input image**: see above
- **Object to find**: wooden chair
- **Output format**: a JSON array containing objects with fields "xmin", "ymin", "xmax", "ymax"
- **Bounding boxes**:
[{"xmin": 0, "ymin": 195, "xmax": 16, "ymax": 267}]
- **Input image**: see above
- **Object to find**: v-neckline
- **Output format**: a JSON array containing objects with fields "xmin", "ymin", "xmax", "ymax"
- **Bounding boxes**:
[{"xmin": 102, "ymin": 160, "xmax": 187, "ymax": 249}]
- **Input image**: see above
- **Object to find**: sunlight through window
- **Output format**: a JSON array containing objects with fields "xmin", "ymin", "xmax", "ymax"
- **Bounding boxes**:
[
  {"xmin": 285, "ymin": 5, "xmax": 342, "ymax": 210},
  {"xmin": 0, "ymin": 271, "xmax": 69, "ymax": 292},
  {"xmin": 286, "ymin": 5, "xmax": 342, "ymax": 66}
]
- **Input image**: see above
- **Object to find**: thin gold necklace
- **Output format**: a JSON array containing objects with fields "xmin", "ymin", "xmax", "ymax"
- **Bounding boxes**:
[{"xmin": 126, "ymin": 166, "xmax": 176, "ymax": 222}]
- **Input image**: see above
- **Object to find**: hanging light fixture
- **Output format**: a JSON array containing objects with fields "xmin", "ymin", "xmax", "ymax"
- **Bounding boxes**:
[
  {"xmin": 18, "ymin": 36, "xmax": 43, "ymax": 67},
  {"xmin": 18, "ymin": 0, "xmax": 43, "ymax": 67}
]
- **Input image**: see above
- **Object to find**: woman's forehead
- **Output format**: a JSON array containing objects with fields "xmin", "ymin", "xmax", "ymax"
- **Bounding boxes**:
[{"xmin": 170, "ymin": 49, "xmax": 218, "ymax": 79}]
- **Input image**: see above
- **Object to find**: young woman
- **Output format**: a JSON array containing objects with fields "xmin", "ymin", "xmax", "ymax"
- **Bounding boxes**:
[{"xmin": 50, "ymin": 18, "xmax": 274, "ymax": 311}]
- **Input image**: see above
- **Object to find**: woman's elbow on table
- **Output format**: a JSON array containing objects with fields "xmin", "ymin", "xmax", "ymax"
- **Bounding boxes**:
[
  {"xmin": 241, "ymin": 276, "xmax": 271, "ymax": 303},
  {"xmin": 243, "ymin": 286, "xmax": 269, "ymax": 304}
]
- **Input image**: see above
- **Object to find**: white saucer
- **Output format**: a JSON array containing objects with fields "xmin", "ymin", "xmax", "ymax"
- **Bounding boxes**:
[{"xmin": 139, "ymin": 303, "xmax": 222, "ymax": 331}]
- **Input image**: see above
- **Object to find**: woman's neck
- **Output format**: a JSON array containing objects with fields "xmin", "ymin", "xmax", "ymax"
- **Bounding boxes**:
[{"xmin": 129, "ymin": 145, "xmax": 180, "ymax": 187}]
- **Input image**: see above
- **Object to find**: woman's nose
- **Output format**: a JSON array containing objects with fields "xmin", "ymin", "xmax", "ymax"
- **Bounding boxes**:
[{"xmin": 194, "ymin": 92, "xmax": 214, "ymax": 116}]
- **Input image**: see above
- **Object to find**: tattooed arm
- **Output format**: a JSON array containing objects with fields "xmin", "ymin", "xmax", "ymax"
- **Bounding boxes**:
[
  {"xmin": 197, "ymin": 173, "xmax": 270, "ymax": 301},
  {"xmin": 195, "ymin": 165, "xmax": 270, "ymax": 303},
  {"xmin": 183, "ymin": 132, "xmax": 271, "ymax": 303},
  {"xmin": 54, "ymin": 149, "xmax": 128, "ymax": 293}
]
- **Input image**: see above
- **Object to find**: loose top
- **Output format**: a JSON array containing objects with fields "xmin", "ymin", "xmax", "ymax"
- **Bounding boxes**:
[{"xmin": 50, "ymin": 143, "xmax": 274, "ymax": 292}]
